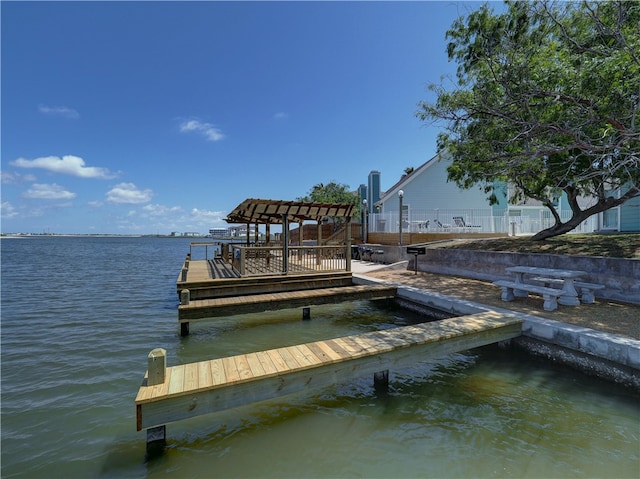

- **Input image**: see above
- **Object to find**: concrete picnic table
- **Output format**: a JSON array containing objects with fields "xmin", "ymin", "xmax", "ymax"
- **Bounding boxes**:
[{"xmin": 505, "ymin": 266, "xmax": 588, "ymax": 306}]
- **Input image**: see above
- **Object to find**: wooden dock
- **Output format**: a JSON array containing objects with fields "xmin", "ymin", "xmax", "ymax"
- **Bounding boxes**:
[
  {"xmin": 178, "ymin": 283, "xmax": 397, "ymax": 321},
  {"xmin": 136, "ymin": 311, "xmax": 522, "ymax": 435},
  {"xmin": 176, "ymin": 259, "xmax": 396, "ymax": 335},
  {"xmin": 177, "ymin": 264, "xmax": 354, "ymax": 301}
]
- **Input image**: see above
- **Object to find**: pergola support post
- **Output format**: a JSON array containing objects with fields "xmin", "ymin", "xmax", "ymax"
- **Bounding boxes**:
[
  {"xmin": 282, "ymin": 214, "xmax": 289, "ymax": 274},
  {"xmin": 345, "ymin": 217, "xmax": 352, "ymax": 272},
  {"xmin": 316, "ymin": 221, "xmax": 322, "ymax": 265}
]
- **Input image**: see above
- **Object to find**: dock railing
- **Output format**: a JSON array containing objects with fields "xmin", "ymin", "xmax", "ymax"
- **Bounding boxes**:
[{"xmin": 230, "ymin": 244, "xmax": 349, "ymax": 276}]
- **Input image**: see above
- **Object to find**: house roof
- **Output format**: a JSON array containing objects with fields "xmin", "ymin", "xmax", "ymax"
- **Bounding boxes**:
[
  {"xmin": 376, "ymin": 152, "xmax": 443, "ymax": 205},
  {"xmin": 225, "ymin": 198, "xmax": 354, "ymax": 225}
]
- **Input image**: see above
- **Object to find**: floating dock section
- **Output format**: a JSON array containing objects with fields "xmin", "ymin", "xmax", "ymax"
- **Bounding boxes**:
[{"xmin": 136, "ymin": 311, "xmax": 522, "ymax": 444}]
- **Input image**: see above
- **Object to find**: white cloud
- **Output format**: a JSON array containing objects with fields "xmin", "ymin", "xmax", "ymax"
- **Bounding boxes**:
[
  {"xmin": 1, "ymin": 171, "xmax": 16, "ymax": 184},
  {"xmin": 106, "ymin": 182, "xmax": 153, "ymax": 204},
  {"xmin": 190, "ymin": 208, "xmax": 227, "ymax": 222},
  {"xmin": 38, "ymin": 104, "xmax": 80, "ymax": 119},
  {"xmin": 273, "ymin": 112, "xmax": 289, "ymax": 120},
  {"xmin": 1, "ymin": 171, "xmax": 37, "ymax": 184},
  {"xmin": 23, "ymin": 183, "xmax": 76, "ymax": 200},
  {"xmin": 142, "ymin": 204, "xmax": 183, "ymax": 216},
  {"xmin": 11, "ymin": 155, "xmax": 116, "ymax": 179},
  {"xmin": 1, "ymin": 201, "xmax": 18, "ymax": 218},
  {"xmin": 179, "ymin": 119, "xmax": 225, "ymax": 142}
]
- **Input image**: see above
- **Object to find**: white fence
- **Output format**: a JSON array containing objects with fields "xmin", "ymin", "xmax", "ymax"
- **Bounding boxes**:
[{"xmin": 368, "ymin": 208, "xmax": 597, "ymax": 236}]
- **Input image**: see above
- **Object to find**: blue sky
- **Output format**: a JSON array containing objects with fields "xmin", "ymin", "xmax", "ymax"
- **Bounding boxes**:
[{"xmin": 2, "ymin": 1, "xmax": 492, "ymax": 235}]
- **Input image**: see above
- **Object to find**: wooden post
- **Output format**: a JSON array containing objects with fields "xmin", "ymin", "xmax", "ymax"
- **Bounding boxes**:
[
  {"xmin": 146, "ymin": 348, "xmax": 167, "ymax": 456},
  {"xmin": 374, "ymin": 370, "xmax": 389, "ymax": 394},
  {"xmin": 180, "ymin": 290, "xmax": 190, "ymax": 336},
  {"xmin": 316, "ymin": 221, "xmax": 322, "ymax": 265},
  {"xmin": 282, "ymin": 214, "xmax": 289, "ymax": 274},
  {"xmin": 181, "ymin": 267, "xmax": 188, "ymax": 281},
  {"xmin": 146, "ymin": 425, "xmax": 166, "ymax": 458},
  {"xmin": 180, "ymin": 322, "xmax": 189, "ymax": 337},
  {"xmin": 345, "ymin": 217, "xmax": 352, "ymax": 272},
  {"xmin": 180, "ymin": 289, "xmax": 190, "ymax": 305},
  {"xmin": 147, "ymin": 348, "xmax": 166, "ymax": 386}
]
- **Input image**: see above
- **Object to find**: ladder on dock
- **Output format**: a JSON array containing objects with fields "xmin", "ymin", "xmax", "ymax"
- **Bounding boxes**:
[{"xmin": 136, "ymin": 311, "xmax": 522, "ymax": 444}]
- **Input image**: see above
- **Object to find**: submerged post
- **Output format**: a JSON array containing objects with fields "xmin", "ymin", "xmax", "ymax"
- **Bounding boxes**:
[
  {"xmin": 146, "ymin": 349, "xmax": 167, "ymax": 455},
  {"xmin": 374, "ymin": 370, "xmax": 389, "ymax": 394}
]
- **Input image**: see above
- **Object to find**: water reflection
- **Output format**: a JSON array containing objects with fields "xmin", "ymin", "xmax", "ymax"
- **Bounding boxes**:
[{"xmin": 156, "ymin": 343, "xmax": 639, "ymax": 479}]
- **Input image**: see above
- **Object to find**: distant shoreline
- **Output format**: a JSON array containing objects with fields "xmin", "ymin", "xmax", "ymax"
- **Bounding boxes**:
[
  {"xmin": 0, "ymin": 233, "xmax": 210, "ymax": 239},
  {"xmin": 0, "ymin": 233, "xmax": 248, "ymax": 241}
]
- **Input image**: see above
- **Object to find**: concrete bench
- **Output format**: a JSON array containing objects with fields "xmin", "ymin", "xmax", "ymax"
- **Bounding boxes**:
[
  {"xmin": 493, "ymin": 280, "xmax": 565, "ymax": 311},
  {"xmin": 531, "ymin": 277, "xmax": 605, "ymax": 304}
]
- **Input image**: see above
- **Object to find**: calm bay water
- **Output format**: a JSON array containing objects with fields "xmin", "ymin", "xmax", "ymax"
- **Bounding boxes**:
[{"xmin": 1, "ymin": 236, "xmax": 638, "ymax": 478}]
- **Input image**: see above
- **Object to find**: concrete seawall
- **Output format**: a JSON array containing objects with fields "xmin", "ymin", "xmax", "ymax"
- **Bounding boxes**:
[
  {"xmin": 354, "ymin": 274, "xmax": 640, "ymax": 391},
  {"xmin": 366, "ymin": 246, "xmax": 640, "ymax": 305}
]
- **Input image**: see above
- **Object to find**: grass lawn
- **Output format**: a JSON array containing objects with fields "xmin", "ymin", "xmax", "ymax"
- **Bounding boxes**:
[{"xmin": 439, "ymin": 233, "xmax": 640, "ymax": 259}]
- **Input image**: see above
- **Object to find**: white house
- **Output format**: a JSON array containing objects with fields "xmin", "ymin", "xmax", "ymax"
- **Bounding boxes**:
[{"xmin": 368, "ymin": 152, "xmax": 622, "ymax": 235}]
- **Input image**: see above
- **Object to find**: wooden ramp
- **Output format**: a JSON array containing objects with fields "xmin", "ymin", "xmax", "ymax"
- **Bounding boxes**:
[
  {"xmin": 178, "ymin": 284, "xmax": 397, "ymax": 321},
  {"xmin": 136, "ymin": 311, "xmax": 522, "ymax": 432}
]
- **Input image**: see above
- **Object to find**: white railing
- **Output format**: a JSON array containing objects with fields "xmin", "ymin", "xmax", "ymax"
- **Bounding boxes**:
[
  {"xmin": 230, "ymin": 245, "xmax": 349, "ymax": 276},
  {"xmin": 509, "ymin": 211, "xmax": 598, "ymax": 236},
  {"xmin": 369, "ymin": 209, "xmax": 498, "ymax": 233},
  {"xmin": 368, "ymin": 208, "xmax": 597, "ymax": 235}
]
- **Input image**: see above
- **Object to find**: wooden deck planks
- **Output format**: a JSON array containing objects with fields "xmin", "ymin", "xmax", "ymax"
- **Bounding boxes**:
[
  {"xmin": 209, "ymin": 359, "xmax": 226, "ymax": 386},
  {"xmin": 178, "ymin": 284, "xmax": 397, "ymax": 321},
  {"xmin": 136, "ymin": 311, "xmax": 523, "ymax": 431},
  {"xmin": 168, "ymin": 365, "xmax": 185, "ymax": 395}
]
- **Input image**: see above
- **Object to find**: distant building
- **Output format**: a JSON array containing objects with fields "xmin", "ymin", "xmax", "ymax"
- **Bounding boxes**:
[
  {"xmin": 228, "ymin": 224, "xmax": 257, "ymax": 238},
  {"xmin": 367, "ymin": 170, "xmax": 381, "ymax": 214},
  {"xmin": 209, "ymin": 227, "xmax": 230, "ymax": 237},
  {"xmin": 170, "ymin": 231, "xmax": 202, "ymax": 237}
]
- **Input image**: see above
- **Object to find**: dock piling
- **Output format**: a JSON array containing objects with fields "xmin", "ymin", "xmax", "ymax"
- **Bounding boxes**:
[
  {"xmin": 374, "ymin": 370, "xmax": 389, "ymax": 394},
  {"xmin": 145, "ymin": 349, "xmax": 167, "ymax": 454},
  {"xmin": 180, "ymin": 289, "xmax": 190, "ymax": 305},
  {"xmin": 147, "ymin": 348, "xmax": 166, "ymax": 386}
]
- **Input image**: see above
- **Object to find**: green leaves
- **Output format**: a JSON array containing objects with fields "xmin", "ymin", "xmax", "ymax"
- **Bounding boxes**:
[{"xmin": 417, "ymin": 0, "xmax": 640, "ymax": 239}]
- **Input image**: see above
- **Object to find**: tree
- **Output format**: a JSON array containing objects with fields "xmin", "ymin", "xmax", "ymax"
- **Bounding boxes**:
[
  {"xmin": 297, "ymin": 181, "xmax": 360, "ymax": 227},
  {"xmin": 417, "ymin": 0, "xmax": 639, "ymax": 240}
]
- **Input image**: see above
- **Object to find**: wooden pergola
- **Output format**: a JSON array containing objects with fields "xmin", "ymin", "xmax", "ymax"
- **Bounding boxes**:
[
  {"xmin": 225, "ymin": 197, "xmax": 354, "ymax": 243},
  {"xmin": 225, "ymin": 198, "xmax": 355, "ymax": 274}
]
